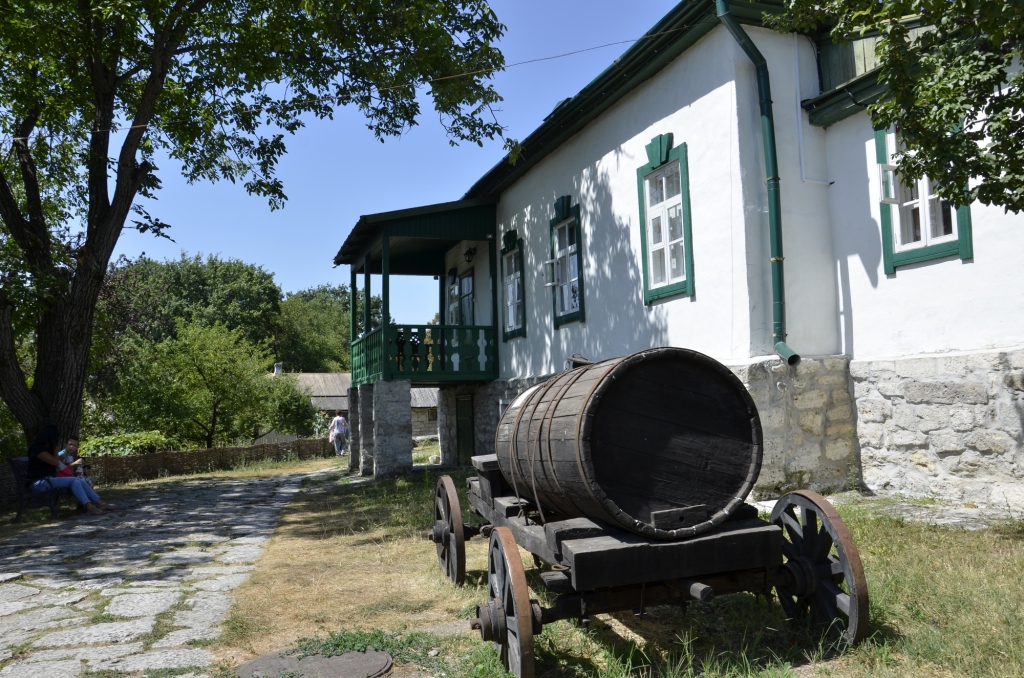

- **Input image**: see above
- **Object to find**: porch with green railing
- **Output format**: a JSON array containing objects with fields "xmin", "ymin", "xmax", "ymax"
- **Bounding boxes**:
[
  {"xmin": 352, "ymin": 324, "xmax": 497, "ymax": 387},
  {"xmin": 338, "ymin": 197, "xmax": 501, "ymax": 389}
]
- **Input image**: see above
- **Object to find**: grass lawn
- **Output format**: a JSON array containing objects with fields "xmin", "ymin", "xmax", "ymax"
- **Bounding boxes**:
[
  {"xmin": 210, "ymin": 469, "xmax": 1024, "ymax": 678},
  {"xmin": 413, "ymin": 438, "xmax": 441, "ymax": 465}
]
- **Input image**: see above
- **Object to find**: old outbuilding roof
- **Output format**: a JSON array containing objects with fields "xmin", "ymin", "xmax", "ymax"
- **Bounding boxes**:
[{"xmin": 285, "ymin": 372, "xmax": 437, "ymax": 412}]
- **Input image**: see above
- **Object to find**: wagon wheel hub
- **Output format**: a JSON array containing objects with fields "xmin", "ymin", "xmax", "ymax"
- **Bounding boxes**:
[
  {"xmin": 781, "ymin": 552, "xmax": 819, "ymax": 599},
  {"xmin": 475, "ymin": 599, "xmax": 507, "ymax": 644}
]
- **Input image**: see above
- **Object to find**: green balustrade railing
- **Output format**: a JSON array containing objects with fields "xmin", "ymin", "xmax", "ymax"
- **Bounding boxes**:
[{"xmin": 351, "ymin": 324, "xmax": 497, "ymax": 387}]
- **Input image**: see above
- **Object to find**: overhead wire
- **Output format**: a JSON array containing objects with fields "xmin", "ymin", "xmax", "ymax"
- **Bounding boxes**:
[{"xmin": 1, "ymin": 13, "xmax": 718, "ymax": 145}]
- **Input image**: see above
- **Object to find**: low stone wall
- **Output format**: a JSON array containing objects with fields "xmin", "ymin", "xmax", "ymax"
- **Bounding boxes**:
[
  {"xmin": 852, "ymin": 347, "xmax": 1024, "ymax": 509},
  {"xmin": 0, "ymin": 438, "xmax": 332, "ymax": 506}
]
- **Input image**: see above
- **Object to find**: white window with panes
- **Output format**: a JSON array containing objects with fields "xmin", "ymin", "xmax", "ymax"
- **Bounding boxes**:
[
  {"xmin": 503, "ymin": 250, "xmax": 523, "ymax": 332},
  {"xmin": 644, "ymin": 161, "xmax": 685, "ymax": 287},
  {"xmin": 879, "ymin": 129, "xmax": 957, "ymax": 252},
  {"xmin": 550, "ymin": 219, "xmax": 579, "ymax": 316}
]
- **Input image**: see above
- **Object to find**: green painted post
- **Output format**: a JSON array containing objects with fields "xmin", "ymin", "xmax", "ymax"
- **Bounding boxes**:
[
  {"xmin": 363, "ymin": 258, "xmax": 371, "ymax": 339},
  {"xmin": 381, "ymin": 231, "xmax": 390, "ymax": 381},
  {"xmin": 489, "ymin": 235, "xmax": 498, "ymax": 377}
]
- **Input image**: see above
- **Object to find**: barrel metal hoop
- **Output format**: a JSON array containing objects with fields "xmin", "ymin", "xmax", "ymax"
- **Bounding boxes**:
[
  {"xmin": 514, "ymin": 373, "xmax": 570, "ymax": 520},
  {"xmin": 538, "ymin": 363, "xmax": 599, "ymax": 522},
  {"xmin": 573, "ymin": 354, "xmax": 641, "ymax": 522}
]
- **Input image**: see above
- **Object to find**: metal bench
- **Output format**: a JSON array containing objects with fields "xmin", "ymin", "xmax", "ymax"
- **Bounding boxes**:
[{"xmin": 7, "ymin": 456, "xmax": 74, "ymax": 522}]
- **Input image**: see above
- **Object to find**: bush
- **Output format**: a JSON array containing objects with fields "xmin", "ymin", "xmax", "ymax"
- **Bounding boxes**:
[{"xmin": 80, "ymin": 430, "xmax": 176, "ymax": 457}]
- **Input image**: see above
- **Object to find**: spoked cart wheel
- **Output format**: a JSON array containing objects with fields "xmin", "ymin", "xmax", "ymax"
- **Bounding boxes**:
[
  {"xmin": 430, "ymin": 475, "xmax": 465, "ymax": 585},
  {"xmin": 771, "ymin": 490, "xmax": 869, "ymax": 645},
  {"xmin": 473, "ymin": 527, "xmax": 536, "ymax": 678}
]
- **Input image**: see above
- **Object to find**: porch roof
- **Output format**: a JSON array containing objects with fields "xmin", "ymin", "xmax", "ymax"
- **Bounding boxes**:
[{"xmin": 334, "ymin": 197, "xmax": 497, "ymax": 275}]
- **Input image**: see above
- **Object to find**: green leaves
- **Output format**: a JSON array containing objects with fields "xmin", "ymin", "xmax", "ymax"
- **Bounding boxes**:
[
  {"xmin": 772, "ymin": 1, "xmax": 1024, "ymax": 212},
  {"xmin": 111, "ymin": 320, "xmax": 311, "ymax": 448},
  {"xmin": 0, "ymin": 0, "xmax": 510, "ymax": 440}
]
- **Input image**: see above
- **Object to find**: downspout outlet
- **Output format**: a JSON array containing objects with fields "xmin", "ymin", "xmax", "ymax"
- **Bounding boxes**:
[{"xmin": 774, "ymin": 341, "xmax": 801, "ymax": 367}]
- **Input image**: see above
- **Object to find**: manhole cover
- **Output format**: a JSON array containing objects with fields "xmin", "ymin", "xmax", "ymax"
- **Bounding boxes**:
[{"xmin": 235, "ymin": 649, "xmax": 393, "ymax": 678}]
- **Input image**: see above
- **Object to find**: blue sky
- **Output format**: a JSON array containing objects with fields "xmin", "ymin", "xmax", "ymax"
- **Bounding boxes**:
[{"xmin": 114, "ymin": 1, "xmax": 680, "ymax": 324}]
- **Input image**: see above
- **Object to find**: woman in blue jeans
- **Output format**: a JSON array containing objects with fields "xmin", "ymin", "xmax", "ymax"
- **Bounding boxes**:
[{"xmin": 26, "ymin": 426, "xmax": 116, "ymax": 516}]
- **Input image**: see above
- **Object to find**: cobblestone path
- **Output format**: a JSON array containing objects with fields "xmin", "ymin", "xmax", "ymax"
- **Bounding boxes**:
[{"xmin": 0, "ymin": 473, "xmax": 308, "ymax": 678}]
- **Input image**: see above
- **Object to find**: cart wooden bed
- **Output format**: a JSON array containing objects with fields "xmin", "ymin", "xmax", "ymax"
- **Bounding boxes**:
[{"xmin": 429, "ymin": 456, "xmax": 868, "ymax": 678}]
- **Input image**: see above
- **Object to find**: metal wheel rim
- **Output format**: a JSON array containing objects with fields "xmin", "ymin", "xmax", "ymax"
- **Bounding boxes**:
[
  {"xmin": 771, "ymin": 489, "xmax": 869, "ymax": 645},
  {"xmin": 434, "ymin": 475, "xmax": 465, "ymax": 585},
  {"xmin": 488, "ymin": 526, "xmax": 534, "ymax": 678}
]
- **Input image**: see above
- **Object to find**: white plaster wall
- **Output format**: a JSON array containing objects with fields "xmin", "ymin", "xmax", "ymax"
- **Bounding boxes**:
[
  {"xmin": 496, "ymin": 28, "xmax": 752, "ymax": 380},
  {"xmin": 495, "ymin": 25, "xmax": 841, "ymax": 381},
  {"xmin": 444, "ymin": 239, "xmax": 493, "ymax": 326},
  {"xmin": 826, "ymin": 113, "xmax": 1024, "ymax": 360},
  {"xmin": 738, "ymin": 27, "xmax": 839, "ymax": 357}
]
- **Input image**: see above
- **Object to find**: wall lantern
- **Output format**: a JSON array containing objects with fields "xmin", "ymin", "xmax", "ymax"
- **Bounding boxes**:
[{"xmin": 464, "ymin": 247, "xmax": 476, "ymax": 264}]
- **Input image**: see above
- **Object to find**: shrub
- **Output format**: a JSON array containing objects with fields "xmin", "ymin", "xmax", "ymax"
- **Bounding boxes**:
[{"xmin": 80, "ymin": 430, "xmax": 176, "ymax": 457}]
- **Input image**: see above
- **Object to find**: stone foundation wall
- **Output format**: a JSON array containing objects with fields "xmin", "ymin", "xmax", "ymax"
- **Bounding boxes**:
[
  {"xmin": 372, "ymin": 379, "xmax": 412, "ymax": 478},
  {"xmin": 347, "ymin": 387, "xmax": 360, "ymax": 473},
  {"xmin": 852, "ymin": 347, "xmax": 1024, "ymax": 509},
  {"xmin": 357, "ymin": 383, "xmax": 374, "ymax": 476},
  {"xmin": 1, "ymin": 438, "xmax": 332, "ymax": 506},
  {"xmin": 729, "ymin": 356, "xmax": 857, "ymax": 499},
  {"xmin": 437, "ymin": 384, "xmax": 496, "ymax": 465}
]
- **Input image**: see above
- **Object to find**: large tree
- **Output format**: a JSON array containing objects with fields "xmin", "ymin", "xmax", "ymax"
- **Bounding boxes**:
[
  {"xmin": 0, "ymin": 0, "xmax": 509, "ymax": 441},
  {"xmin": 771, "ymin": 1, "xmax": 1024, "ymax": 213}
]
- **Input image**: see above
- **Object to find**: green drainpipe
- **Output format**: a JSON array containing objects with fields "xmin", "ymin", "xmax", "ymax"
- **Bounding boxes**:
[{"xmin": 716, "ymin": 0, "xmax": 801, "ymax": 366}]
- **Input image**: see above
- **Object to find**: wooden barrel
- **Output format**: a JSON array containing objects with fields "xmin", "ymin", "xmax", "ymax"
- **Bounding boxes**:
[{"xmin": 494, "ymin": 347, "xmax": 763, "ymax": 539}]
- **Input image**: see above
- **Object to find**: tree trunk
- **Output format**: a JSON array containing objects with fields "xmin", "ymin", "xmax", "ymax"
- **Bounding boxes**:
[{"xmin": 207, "ymin": 403, "xmax": 218, "ymax": 449}]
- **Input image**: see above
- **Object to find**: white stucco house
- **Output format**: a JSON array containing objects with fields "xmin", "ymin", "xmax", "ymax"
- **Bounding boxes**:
[{"xmin": 335, "ymin": 0, "xmax": 1024, "ymax": 506}]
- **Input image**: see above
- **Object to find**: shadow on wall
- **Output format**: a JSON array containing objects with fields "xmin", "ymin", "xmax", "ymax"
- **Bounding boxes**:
[
  {"xmin": 830, "ymin": 123, "xmax": 883, "ymax": 358},
  {"xmin": 507, "ymin": 163, "xmax": 671, "ymax": 378}
]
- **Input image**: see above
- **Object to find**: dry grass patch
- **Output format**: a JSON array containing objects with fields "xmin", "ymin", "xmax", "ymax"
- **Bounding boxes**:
[
  {"xmin": 214, "ymin": 471, "xmax": 1024, "ymax": 678},
  {"xmin": 213, "ymin": 469, "xmax": 492, "ymax": 666}
]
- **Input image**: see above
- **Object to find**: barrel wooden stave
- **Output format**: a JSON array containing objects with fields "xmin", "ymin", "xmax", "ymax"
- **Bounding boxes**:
[{"xmin": 495, "ymin": 348, "xmax": 761, "ymax": 540}]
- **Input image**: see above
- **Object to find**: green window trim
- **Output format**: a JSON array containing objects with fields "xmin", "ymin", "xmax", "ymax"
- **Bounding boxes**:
[
  {"xmin": 501, "ymin": 229, "xmax": 526, "ymax": 341},
  {"xmin": 549, "ymin": 195, "xmax": 585, "ymax": 328},
  {"xmin": 875, "ymin": 128, "xmax": 973, "ymax": 275},
  {"xmin": 637, "ymin": 133, "xmax": 695, "ymax": 305}
]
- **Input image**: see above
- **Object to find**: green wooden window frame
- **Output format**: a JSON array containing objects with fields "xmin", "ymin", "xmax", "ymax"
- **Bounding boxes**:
[
  {"xmin": 875, "ymin": 128, "xmax": 973, "ymax": 274},
  {"xmin": 637, "ymin": 133, "xmax": 695, "ymax": 304},
  {"xmin": 549, "ymin": 195, "xmax": 585, "ymax": 328},
  {"xmin": 501, "ymin": 229, "xmax": 526, "ymax": 341}
]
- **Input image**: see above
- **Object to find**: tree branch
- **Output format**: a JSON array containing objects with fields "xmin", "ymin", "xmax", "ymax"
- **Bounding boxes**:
[
  {"xmin": 3, "ymin": 111, "xmax": 55, "ymax": 276},
  {"xmin": 0, "ymin": 300, "xmax": 43, "ymax": 432}
]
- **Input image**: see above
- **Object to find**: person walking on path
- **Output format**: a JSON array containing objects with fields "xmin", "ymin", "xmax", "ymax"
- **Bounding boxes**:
[
  {"xmin": 26, "ymin": 426, "xmax": 116, "ymax": 515},
  {"xmin": 329, "ymin": 411, "xmax": 348, "ymax": 456}
]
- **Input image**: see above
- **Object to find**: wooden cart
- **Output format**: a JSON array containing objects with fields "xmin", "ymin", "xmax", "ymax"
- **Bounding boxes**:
[{"xmin": 430, "ymin": 460, "xmax": 868, "ymax": 678}]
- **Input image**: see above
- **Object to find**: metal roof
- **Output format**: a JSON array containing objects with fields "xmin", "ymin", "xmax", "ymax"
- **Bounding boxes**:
[{"xmin": 334, "ymin": 197, "xmax": 497, "ymax": 271}]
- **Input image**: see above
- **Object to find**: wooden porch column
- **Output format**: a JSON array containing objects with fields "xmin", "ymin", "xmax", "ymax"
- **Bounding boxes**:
[
  {"xmin": 363, "ymin": 257, "xmax": 371, "ymax": 334},
  {"xmin": 382, "ymin": 231, "xmax": 390, "ymax": 329},
  {"xmin": 350, "ymin": 263, "xmax": 358, "ymax": 339}
]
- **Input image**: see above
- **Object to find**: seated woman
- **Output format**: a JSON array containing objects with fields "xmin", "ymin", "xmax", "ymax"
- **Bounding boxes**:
[{"xmin": 26, "ymin": 425, "xmax": 116, "ymax": 516}]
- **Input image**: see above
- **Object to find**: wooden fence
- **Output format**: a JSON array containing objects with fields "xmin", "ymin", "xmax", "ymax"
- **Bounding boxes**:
[{"xmin": 0, "ymin": 438, "xmax": 332, "ymax": 507}]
